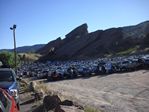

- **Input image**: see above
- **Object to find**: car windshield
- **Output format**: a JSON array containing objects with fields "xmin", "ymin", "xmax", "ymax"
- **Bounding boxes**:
[{"xmin": 0, "ymin": 71, "xmax": 14, "ymax": 82}]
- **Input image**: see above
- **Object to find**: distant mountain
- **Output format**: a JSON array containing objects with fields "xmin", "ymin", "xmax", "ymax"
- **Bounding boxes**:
[
  {"xmin": 0, "ymin": 44, "xmax": 45, "ymax": 53},
  {"xmin": 36, "ymin": 21, "xmax": 149, "ymax": 61}
]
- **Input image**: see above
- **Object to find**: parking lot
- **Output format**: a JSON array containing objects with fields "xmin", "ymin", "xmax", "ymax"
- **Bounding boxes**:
[{"xmin": 18, "ymin": 54, "xmax": 149, "ymax": 82}]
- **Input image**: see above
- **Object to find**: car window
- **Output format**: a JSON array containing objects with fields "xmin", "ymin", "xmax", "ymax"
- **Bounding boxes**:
[{"xmin": 0, "ymin": 71, "xmax": 15, "ymax": 82}]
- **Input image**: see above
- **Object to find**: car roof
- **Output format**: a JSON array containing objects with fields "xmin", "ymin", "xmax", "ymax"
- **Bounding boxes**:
[{"xmin": 0, "ymin": 68, "xmax": 14, "ymax": 71}]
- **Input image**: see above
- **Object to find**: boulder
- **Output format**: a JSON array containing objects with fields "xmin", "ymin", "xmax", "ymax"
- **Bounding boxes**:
[
  {"xmin": 54, "ymin": 105, "xmax": 65, "ymax": 112},
  {"xmin": 29, "ymin": 81, "xmax": 37, "ymax": 92},
  {"xmin": 43, "ymin": 95, "xmax": 61, "ymax": 111}
]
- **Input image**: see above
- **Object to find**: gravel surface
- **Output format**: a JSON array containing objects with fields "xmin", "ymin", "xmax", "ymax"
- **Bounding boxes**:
[{"xmin": 45, "ymin": 70, "xmax": 149, "ymax": 112}]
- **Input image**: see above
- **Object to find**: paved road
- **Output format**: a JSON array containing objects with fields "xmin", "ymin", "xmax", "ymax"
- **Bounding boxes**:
[{"xmin": 46, "ymin": 70, "xmax": 149, "ymax": 112}]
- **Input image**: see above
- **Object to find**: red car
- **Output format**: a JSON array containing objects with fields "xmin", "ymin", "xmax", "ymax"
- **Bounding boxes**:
[{"xmin": 0, "ymin": 88, "xmax": 19, "ymax": 112}]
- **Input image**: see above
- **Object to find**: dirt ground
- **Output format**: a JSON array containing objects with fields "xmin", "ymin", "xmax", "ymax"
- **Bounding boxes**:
[
  {"xmin": 45, "ymin": 70, "xmax": 149, "ymax": 112},
  {"xmin": 19, "ymin": 78, "xmax": 84, "ymax": 112}
]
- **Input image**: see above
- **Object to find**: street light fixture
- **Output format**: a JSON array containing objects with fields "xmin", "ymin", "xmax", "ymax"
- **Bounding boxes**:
[{"xmin": 10, "ymin": 24, "xmax": 17, "ymax": 73}]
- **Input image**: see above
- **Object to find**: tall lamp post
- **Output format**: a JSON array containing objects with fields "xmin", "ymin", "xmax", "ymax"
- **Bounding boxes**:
[{"xmin": 10, "ymin": 24, "xmax": 17, "ymax": 73}]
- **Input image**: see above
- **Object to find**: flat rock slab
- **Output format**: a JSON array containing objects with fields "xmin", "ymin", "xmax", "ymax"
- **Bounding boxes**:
[{"xmin": 46, "ymin": 70, "xmax": 149, "ymax": 112}]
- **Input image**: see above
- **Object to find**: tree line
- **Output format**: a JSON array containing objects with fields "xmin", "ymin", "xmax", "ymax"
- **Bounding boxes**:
[{"xmin": 0, "ymin": 51, "xmax": 29, "ymax": 68}]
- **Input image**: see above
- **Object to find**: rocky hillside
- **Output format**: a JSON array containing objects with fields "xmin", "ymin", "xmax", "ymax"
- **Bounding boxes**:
[
  {"xmin": 36, "ymin": 38, "xmax": 62, "ymax": 55},
  {"xmin": 38, "ymin": 21, "xmax": 149, "ymax": 61}
]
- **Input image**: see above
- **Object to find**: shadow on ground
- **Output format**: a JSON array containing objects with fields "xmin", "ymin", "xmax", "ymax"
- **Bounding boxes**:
[
  {"xmin": 20, "ymin": 98, "xmax": 35, "ymax": 105},
  {"xmin": 32, "ymin": 104, "xmax": 44, "ymax": 112}
]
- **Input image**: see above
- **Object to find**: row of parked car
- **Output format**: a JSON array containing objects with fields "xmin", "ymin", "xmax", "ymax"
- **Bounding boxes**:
[{"xmin": 18, "ymin": 54, "xmax": 149, "ymax": 81}]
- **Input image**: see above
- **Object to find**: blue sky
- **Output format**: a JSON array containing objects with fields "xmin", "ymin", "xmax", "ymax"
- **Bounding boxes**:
[{"xmin": 0, "ymin": 0, "xmax": 149, "ymax": 49}]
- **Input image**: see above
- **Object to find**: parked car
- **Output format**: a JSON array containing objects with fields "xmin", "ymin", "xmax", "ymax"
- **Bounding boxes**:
[
  {"xmin": 49, "ymin": 70, "xmax": 63, "ymax": 81},
  {"xmin": 103, "ymin": 62, "xmax": 114, "ymax": 74},
  {"xmin": 118, "ymin": 59, "xmax": 141, "ymax": 72},
  {"xmin": 0, "ymin": 88, "xmax": 19, "ymax": 112},
  {"xmin": 141, "ymin": 56, "xmax": 149, "ymax": 68},
  {"xmin": 118, "ymin": 60, "xmax": 132, "ymax": 72},
  {"xmin": 0, "ymin": 68, "xmax": 20, "ymax": 110},
  {"xmin": 97, "ymin": 62, "xmax": 106, "ymax": 74},
  {"xmin": 64, "ymin": 66, "xmax": 78, "ymax": 78}
]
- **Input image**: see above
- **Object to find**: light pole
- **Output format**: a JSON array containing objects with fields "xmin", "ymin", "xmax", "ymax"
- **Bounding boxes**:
[{"xmin": 10, "ymin": 24, "xmax": 17, "ymax": 73}]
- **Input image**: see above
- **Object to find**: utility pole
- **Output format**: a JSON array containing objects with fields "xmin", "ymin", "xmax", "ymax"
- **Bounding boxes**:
[{"xmin": 10, "ymin": 24, "xmax": 17, "ymax": 73}]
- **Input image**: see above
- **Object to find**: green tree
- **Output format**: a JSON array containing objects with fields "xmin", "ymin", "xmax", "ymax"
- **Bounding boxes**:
[{"xmin": 0, "ymin": 51, "xmax": 20, "ymax": 68}]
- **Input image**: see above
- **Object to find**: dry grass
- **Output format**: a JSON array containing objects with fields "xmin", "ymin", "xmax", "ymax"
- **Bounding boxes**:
[
  {"xmin": 35, "ymin": 81, "xmax": 49, "ymax": 95},
  {"xmin": 19, "ymin": 79, "xmax": 29, "ymax": 93},
  {"xmin": 84, "ymin": 106, "xmax": 101, "ymax": 112},
  {"xmin": 19, "ymin": 53, "xmax": 42, "ymax": 61}
]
